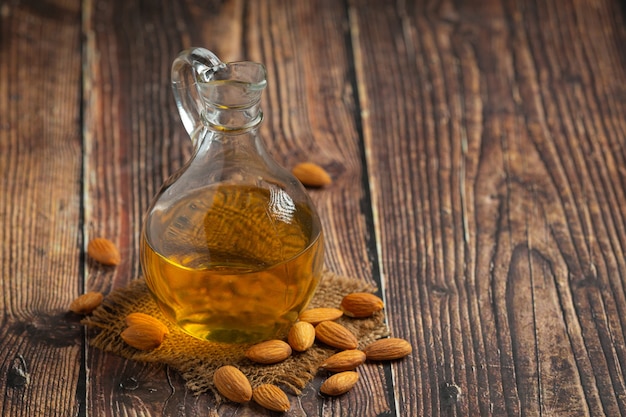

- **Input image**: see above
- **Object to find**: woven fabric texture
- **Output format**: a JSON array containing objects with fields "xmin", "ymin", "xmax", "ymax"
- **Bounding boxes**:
[{"xmin": 82, "ymin": 271, "xmax": 389, "ymax": 400}]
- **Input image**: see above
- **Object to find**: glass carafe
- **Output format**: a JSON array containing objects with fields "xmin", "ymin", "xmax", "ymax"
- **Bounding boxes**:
[{"xmin": 140, "ymin": 48, "xmax": 324, "ymax": 344}]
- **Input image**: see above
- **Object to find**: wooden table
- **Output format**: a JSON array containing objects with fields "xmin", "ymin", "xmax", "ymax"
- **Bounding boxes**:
[{"xmin": 2, "ymin": 0, "xmax": 625, "ymax": 415}]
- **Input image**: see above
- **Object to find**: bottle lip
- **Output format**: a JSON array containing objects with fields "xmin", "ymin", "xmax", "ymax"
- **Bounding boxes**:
[
  {"xmin": 196, "ymin": 63, "xmax": 266, "ymax": 111},
  {"xmin": 205, "ymin": 61, "xmax": 267, "ymax": 91}
]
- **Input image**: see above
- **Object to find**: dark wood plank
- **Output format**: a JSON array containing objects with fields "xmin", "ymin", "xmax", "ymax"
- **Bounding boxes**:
[
  {"xmin": 84, "ymin": 0, "xmax": 389, "ymax": 415},
  {"xmin": 0, "ymin": 1, "xmax": 83, "ymax": 416},
  {"xmin": 351, "ymin": 0, "xmax": 626, "ymax": 416}
]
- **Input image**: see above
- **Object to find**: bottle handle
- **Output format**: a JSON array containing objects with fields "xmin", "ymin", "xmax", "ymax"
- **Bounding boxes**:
[{"xmin": 171, "ymin": 48, "xmax": 226, "ymax": 138}]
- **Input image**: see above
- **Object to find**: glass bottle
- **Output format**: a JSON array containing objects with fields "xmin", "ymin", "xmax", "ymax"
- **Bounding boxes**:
[{"xmin": 140, "ymin": 48, "xmax": 324, "ymax": 344}]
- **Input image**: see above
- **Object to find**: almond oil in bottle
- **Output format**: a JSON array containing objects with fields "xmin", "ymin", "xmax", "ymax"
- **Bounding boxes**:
[{"xmin": 141, "ymin": 184, "xmax": 324, "ymax": 343}]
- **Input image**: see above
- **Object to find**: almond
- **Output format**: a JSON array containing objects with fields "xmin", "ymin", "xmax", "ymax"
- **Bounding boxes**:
[
  {"xmin": 298, "ymin": 307, "xmax": 343, "ymax": 325},
  {"xmin": 320, "ymin": 371, "xmax": 359, "ymax": 396},
  {"xmin": 213, "ymin": 365, "xmax": 252, "ymax": 403},
  {"xmin": 69, "ymin": 291, "xmax": 103, "ymax": 314},
  {"xmin": 125, "ymin": 312, "xmax": 169, "ymax": 336},
  {"xmin": 252, "ymin": 384, "xmax": 291, "ymax": 412},
  {"xmin": 340, "ymin": 292, "xmax": 384, "ymax": 318},
  {"xmin": 87, "ymin": 237, "xmax": 121, "ymax": 266},
  {"xmin": 363, "ymin": 337, "xmax": 412, "ymax": 360},
  {"xmin": 245, "ymin": 340, "xmax": 292, "ymax": 364},
  {"xmin": 315, "ymin": 321, "xmax": 358, "ymax": 350},
  {"xmin": 320, "ymin": 349, "xmax": 366, "ymax": 372},
  {"xmin": 288, "ymin": 321, "xmax": 316, "ymax": 352},
  {"xmin": 121, "ymin": 323, "xmax": 166, "ymax": 350},
  {"xmin": 292, "ymin": 162, "xmax": 332, "ymax": 187}
]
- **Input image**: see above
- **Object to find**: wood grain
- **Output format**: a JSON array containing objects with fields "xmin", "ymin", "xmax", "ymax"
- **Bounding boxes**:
[
  {"xmin": 351, "ymin": 0, "xmax": 626, "ymax": 416},
  {"xmin": 0, "ymin": 0, "xmax": 83, "ymax": 416}
]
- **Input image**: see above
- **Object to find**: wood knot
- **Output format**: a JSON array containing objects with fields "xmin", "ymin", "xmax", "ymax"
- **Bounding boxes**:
[
  {"xmin": 440, "ymin": 382, "xmax": 462, "ymax": 406},
  {"xmin": 7, "ymin": 354, "xmax": 29, "ymax": 389},
  {"xmin": 430, "ymin": 284, "xmax": 452, "ymax": 297}
]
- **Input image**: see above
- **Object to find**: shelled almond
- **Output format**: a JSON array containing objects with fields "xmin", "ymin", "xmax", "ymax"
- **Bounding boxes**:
[
  {"xmin": 245, "ymin": 340, "xmax": 292, "ymax": 364},
  {"xmin": 125, "ymin": 312, "xmax": 169, "ymax": 336},
  {"xmin": 363, "ymin": 337, "xmax": 413, "ymax": 360},
  {"xmin": 288, "ymin": 321, "xmax": 316, "ymax": 352},
  {"xmin": 315, "ymin": 321, "xmax": 358, "ymax": 350},
  {"xmin": 319, "ymin": 350, "xmax": 366, "ymax": 372},
  {"xmin": 121, "ymin": 323, "xmax": 167, "ymax": 351},
  {"xmin": 320, "ymin": 371, "xmax": 359, "ymax": 396},
  {"xmin": 298, "ymin": 307, "xmax": 343, "ymax": 325},
  {"xmin": 69, "ymin": 291, "xmax": 103, "ymax": 314},
  {"xmin": 213, "ymin": 365, "xmax": 252, "ymax": 403},
  {"xmin": 291, "ymin": 162, "xmax": 332, "ymax": 187},
  {"xmin": 340, "ymin": 292, "xmax": 384, "ymax": 318},
  {"xmin": 87, "ymin": 237, "xmax": 121, "ymax": 266},
  {"xmin": 252, "ymin": 384, "xmax": 291, "ymax": 412}
]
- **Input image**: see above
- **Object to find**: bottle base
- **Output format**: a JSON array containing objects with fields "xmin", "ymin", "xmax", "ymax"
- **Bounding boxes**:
[{"xmin": 178, "ymin": 319, "xmax": 293, "ymax": 344}]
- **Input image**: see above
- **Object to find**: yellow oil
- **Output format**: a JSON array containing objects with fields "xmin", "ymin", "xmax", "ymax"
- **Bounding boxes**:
[{"xmin": 140, "ymin": 184, "xmax": 324, "ymax": 343}]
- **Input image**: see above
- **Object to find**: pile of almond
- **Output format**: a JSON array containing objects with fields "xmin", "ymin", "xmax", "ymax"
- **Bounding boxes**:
[
  {"xmin": 212, "ymin": 291, "xmax": 412, "ymax": 412},
  {"xmin": 70, "ymin": 238, "xmax": 412, "ymax": 413}
]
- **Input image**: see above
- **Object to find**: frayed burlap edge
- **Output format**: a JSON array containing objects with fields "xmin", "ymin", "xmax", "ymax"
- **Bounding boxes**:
[{"xmin": 82, "ymin": 271, "xmax": 389, "ymax": 402}]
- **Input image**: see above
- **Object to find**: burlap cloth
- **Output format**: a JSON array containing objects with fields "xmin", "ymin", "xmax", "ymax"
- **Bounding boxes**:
[{"xmin": 82, "ymin": 271, "xmax": 388, "ymax": 401}]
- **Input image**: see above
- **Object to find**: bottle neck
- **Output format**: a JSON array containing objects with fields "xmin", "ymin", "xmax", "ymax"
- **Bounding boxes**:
[
  {"xmin": 192, "ymin": 121, "xmax": 274, "ymax": 178},
  {"xmin": 202, "ymin": 104, "xmax": 263, "ymax": 133},
  {"xmin": 198, "ymin": 77, "xmax": 265, "ymax": 133}
]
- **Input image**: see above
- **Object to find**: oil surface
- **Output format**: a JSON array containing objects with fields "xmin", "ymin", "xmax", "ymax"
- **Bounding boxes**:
[{"xmin": 141, "ymin": 184, "xmax": 323, "ymax": 343}]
